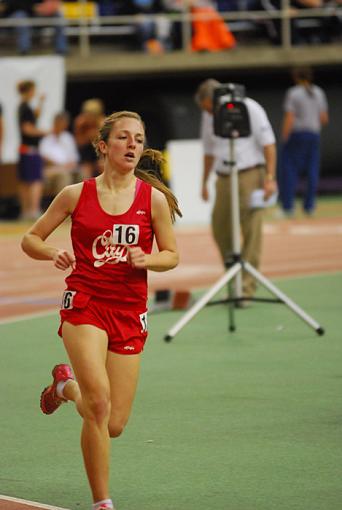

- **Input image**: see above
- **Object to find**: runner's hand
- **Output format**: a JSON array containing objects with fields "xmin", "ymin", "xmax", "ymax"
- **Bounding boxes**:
[
  {"xmin": 53, "ymin": 249, "xmax": 76, "ymax": 271},
  {"xmin": 127, "ymin": 246, "xmax": 146, "ymax": 269}
]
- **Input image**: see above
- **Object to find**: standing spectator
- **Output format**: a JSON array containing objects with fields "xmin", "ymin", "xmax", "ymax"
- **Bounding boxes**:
[
  {"xmin": 39, "ymin": 111, "xmax": 80, "ymax": 200},
  {"xmin": 195, "ymin": 78, "xmax": 277, "ymax": 302},
  {"xmin": 74, "ymin": 98, "xmax": 105, "ymax": 179},
  {"xmin": 17, "ymin": 79, "xmax": 47, "ymax": 220},
  {"xmin": 279, "ymin": 66, "xmax": 329, "ymax": 216},
  {"xmin": 3, "ymin": 0, "xmax": 67, "ymax": 55}
]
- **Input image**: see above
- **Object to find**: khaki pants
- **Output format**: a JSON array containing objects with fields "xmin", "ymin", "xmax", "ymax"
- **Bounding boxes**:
[
  {"xmin": 44, "ymin": 172, "xmax": 72, "ymax": 197},
  {"xmin": 44, "ymin": 166, "xmax": 82, "ymax": 197},
  {"xmin": 212, "ymin": 166, "xmax": 265, "ymax": 297}
]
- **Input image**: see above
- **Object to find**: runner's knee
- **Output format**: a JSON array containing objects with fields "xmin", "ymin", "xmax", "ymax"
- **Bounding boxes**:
[
  {"xmin": 108, "ymin": 417, "xmax": 126, "ymax": 438},
  {"xmin": 83, "ymin": 392, "xmax": 111, "ymax": 425}
]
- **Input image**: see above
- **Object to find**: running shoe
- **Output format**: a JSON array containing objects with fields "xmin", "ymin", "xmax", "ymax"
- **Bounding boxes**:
[{"xmin": 40, "ymin": 364, "xmax": 74, "ymax": 415}]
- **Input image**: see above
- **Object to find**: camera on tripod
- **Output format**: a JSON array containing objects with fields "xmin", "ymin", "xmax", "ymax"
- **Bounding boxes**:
[{"xmin": 213, "ymin": 83, "xmax": 251, "ymax": 139}]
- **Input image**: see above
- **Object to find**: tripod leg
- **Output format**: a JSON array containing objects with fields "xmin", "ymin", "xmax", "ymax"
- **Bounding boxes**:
[
  {"xmin": 164, "ymin": 263, "xmax": 242, "ymax": 342},
  {"xmin": 243, "ymin": 262, "xmax": 325, "ymax": 335},
  {"xmin": 228, "ymin": 279, "xmax": 236, "ymax": 332}
]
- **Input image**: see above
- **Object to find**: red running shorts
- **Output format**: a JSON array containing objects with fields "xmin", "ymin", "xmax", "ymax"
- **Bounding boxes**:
[{"xmin": 58, "ymin": 290, "xmax": 148, "ymax": 355}]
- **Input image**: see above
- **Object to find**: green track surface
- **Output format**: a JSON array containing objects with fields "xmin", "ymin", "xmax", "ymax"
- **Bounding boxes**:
[{"xmin": 1, "ymin": 273, "xmax": 341, "ymax": 510}]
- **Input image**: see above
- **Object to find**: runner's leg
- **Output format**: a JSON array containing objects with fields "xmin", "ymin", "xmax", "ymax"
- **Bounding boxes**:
[
  {"xmin": 106, "ymin": 352, "xmax": 141, "ymax": 438},
  {"xmin": 62, "ymin": 321, "xmax": 111, "ymax": 503}
]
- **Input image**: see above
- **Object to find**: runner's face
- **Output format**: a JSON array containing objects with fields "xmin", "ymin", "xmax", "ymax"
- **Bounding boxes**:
[{"xmin": 105, "ymin": 117, "xmax": 145, "ymax": 172}]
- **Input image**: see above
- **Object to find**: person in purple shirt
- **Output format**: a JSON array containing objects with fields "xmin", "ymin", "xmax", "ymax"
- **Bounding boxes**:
[{"xmin": 280, "ymin": 67, "xmax": 329, "ymax": 216}]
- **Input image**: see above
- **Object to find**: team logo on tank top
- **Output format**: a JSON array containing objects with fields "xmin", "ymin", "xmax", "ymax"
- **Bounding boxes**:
[{"xmin": 92, "ymin": 224, "xmax": 140, "ymax": 267}]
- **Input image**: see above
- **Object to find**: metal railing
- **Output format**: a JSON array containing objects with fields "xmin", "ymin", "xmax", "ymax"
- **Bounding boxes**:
[{"xmin": 0, "ymin": 0, "xmax": 340, "ymax": 57}]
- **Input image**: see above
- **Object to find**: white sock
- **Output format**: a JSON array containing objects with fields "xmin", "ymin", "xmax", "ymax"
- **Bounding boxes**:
[
  {"xmin": 56, "ymin": 379, "xmax": 72, "ymax": 399},
  {"xmin": 92, "ymin": 499, "xmax": 113, "ymax": 510}
]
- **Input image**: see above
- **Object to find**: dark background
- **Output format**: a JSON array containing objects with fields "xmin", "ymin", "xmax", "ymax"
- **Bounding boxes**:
[{"xmin": 66, "ymin": 65, "xmax": 342, "ymax": 189}]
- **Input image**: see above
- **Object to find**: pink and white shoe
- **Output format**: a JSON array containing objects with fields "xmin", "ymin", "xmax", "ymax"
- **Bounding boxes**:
[
  {"xmin": 93, "ymin": 500, "xmax": 115, "ymax": 510},
  {"xmin": 40, "ymin": 364, "xmax": 74, "ymax": 415}
]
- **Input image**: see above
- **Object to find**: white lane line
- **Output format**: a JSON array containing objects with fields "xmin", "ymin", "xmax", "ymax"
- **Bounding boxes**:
[
  {"xmin": 0, "ymin": 494, "xmax": 70, "ymax": 510},
  {"xmin": 0, "ymin": 309, "xmax": 56, "ymax": 325},
  {"xmin": 0, "ymin": 294, "xmax": 60, "ymax": 305},
  {"xmin": 290, "ymin": 225, "xmax": 342, "ymax": 235},
  {"xmin": 263, "ymin": 223, "xmax": 342, "ymax": 235}
]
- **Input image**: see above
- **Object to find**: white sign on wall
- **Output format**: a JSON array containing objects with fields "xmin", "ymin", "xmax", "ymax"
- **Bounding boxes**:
[
  {"xmin": 0, "ymin": 56, "xmax": 65, "ymax": 163},
  {"xmin": 167, "ymin": 139, "xmax": 216, "ymax": 226}
]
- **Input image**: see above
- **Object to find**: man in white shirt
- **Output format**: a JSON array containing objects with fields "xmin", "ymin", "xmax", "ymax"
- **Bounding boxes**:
[
  {"xmin": 39, "ymin": 111, "xmax": 79, "ymax": 197},
  {"xmin": 195, "ymin": 79, "xmax": 277, "ymax": 301}
]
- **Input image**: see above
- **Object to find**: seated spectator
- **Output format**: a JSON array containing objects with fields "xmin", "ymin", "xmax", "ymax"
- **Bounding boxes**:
[
  {"xmin": 217, "ymin": 0, "xmax": 256, "ymax": 11},
  {"xmin": 319, "ymin": 0, "xmax": 342, "ymax": 43},
  {"xmin": 123, "ymin": 0, "xmax": 167, "ymax": 53},
  {"xmin": 2, "ymin": 0, "xmax": 68, "ymax": 55},
  {"xmin": 288, "ymin": 0, "xmax": 324, "ymax": 44},
  {"xmin": 73, "ymin": 98, "xmax": 105, "ymax": 179},
  {"xmin": 2, "ymin": 1, "xmax": 36, "ymax": 55},
  {"xmin": 39, "ymin": 111, "xmax": 80, "ymax": 199},
  {"xmin": 96, "ymin": 0, "xmax": 119, "ymax": 16},
  {"xmin": 160, "ymin": 0, "xmax": 185, "ymax": 50},
  {"xmin": 98, "ymin": 0, "xmax": 182, "ymax": 52},
  {"xmin": 34, "ymin": 0, "xmax": 68, "ymax": 54},
  {"xmin": 259, "ymin": 0, "xmax": 335, "ymax": 45}
]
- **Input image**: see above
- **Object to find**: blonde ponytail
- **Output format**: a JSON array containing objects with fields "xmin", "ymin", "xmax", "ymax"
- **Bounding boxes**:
[{"xmin": 135, "ymin": 149, "xmax": 182, "ymax": 223}]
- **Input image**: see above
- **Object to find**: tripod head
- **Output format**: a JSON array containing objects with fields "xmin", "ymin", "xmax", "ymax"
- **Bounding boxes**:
[{"xmin": 213, "ymin": 83, "xmax": 251, "ymax": 139}]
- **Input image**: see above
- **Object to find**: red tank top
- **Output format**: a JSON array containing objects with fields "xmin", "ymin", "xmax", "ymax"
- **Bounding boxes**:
[{"xmin": 65, "ymin": 178, "xmax": 153, "ymax": 309}]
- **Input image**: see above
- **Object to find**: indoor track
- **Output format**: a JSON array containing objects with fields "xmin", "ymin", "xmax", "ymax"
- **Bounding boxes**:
[{"xmin": 1, "ymin": 207, "xmax": 342, "ymax": 510}]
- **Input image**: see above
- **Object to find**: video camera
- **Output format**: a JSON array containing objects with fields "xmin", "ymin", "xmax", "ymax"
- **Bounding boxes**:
[{"xmin": 213, "ymin": 83, "xmax": 251, "ymax": 139}]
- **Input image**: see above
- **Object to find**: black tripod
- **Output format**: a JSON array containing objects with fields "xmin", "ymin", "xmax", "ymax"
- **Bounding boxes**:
[{"xmin": 164, "ymin": 138, "xmax": 324, "ymax": 342}]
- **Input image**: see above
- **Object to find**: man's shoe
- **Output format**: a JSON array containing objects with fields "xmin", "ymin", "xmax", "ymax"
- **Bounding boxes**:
[
  {"xmin": 237, "ymin": 299, "xmax": 252, "ymax": 308},
  {"xmin": 40, "ymin": 364, "xmax": 74, "ymax": 415},
  {"xmin": 235, "ymin": 296, "xmax": 253, "ymax": 308}
]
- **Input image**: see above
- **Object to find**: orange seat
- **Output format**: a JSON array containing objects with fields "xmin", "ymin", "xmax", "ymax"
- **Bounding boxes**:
[{"xmin": 191, "ymin": 7, "xmax": 236, "ymax": 52}]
